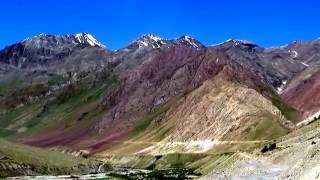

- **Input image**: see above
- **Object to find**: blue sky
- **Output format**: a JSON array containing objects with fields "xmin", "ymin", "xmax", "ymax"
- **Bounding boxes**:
[{"xmin": 1, "ymin": 0, "xmax": 320, "ymax": 49}]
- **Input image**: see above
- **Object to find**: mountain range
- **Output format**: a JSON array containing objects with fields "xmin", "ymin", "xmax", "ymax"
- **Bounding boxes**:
[{"xmin": 0, "ymin": 33, "xmax": 319, "ymax": 179}]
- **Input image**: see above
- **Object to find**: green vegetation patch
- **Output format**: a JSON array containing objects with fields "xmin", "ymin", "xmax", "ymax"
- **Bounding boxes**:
[
  {"xmin": 0, "ymin": 139, "xmax": 101, "ymax": 177},
  {"xmin": 244, "ymin": 116, "xmax": 290, "ymax": 140},
  {"xmin": 0, "ymin": 76, "xmax": 118, "ymax": 139},
  {"xmin": 0, "ymin": 128, "xmax": 16, "ymax": 137},
  {"xmin": 271, "ymin": 96, "xmax": 299, "ymax": 122}
]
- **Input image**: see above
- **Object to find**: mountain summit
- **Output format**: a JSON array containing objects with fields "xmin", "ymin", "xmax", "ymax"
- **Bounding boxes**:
[
  {"xmin": 72, "ymin": 32, "xmax": 105, "ymax": 48},
  {"xmin": 0, "ymin": 33, "xmax": 106, "ymax": 67},
  {"xmin": 126, "ymin": 34, "xmax": 166, "ymax": 49},
  {"xmin": 176, "ymin": 35, "xmax": 204, "ymax": 48}
]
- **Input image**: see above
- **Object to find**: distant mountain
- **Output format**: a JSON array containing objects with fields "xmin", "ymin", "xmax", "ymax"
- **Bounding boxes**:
[
  {"xmin": 175, "ymin": 35, "xmax": 205, "ymax": 48},
  {"xmin": 125, "ymin": 34, "xmax": 167, "ymax": 49},
  {"xmin": 125, "ymin": 34, "xmax": 205, "ymax": 50},
  {"xmin": 0, "ymin": 33, "xmax": 105, "ymax": 68}
]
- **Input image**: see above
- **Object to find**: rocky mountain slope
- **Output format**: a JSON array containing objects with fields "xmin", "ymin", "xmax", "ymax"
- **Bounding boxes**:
[
  {"xmin": 282, "ymin": 66, "xmax": 320, "ymax": 120},
  {"xmin": 0, "ymin": 33, "xmax": 320, "ymax": 178}
]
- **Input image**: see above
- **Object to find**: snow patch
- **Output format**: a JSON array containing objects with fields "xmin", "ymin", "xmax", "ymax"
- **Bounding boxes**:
[
  {"xmin": 136, "ymin": 34, "xmax": 165, "ymax": 48},
  {"xmin": 148, "ymin": 34, "xmax": 161, "ymax": 42},
  {"xmin": 209, "ymin": 41, "xmax": 225, "ymax": 47},
  {"xmin": 276, "ymin": 81, "xmax": 287, "ymax": 94},
  {"xmin": 74, "ymin": 33, "xmax": 105, "ymax": 47},
  {"xmin": 210, "ymin": 39, "xmax": 254, "ymax": 47},
  {"xmin": 288, "ymin": 50, "xmax": 298, "ymax": 58},
  {"xmin": 226, "ymin": 39, "xmax": 254, "ymax": 45},
  {"xmin": 138, "ymin": 40, "xmax": 148, "ymax": 47},
  {"xmin": 180, "ymin": 36, "xmax": 199, "ymax": 48},
  {"xmin": 301, "ymin": 61, "xmax": 310, "ymax": 67}
]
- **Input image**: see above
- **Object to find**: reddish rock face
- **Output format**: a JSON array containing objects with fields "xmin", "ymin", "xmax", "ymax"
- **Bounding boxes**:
[
  {"xmin": 282, "ymin": 69, "xmax": 320, "ymax": 120},
  {"xmin": 99, "ymin": 46, "xmax": 207, "ymax": 130},
  {"xmin": 97, "ymin": 46, "xmax": 272, "ymax": 132}
]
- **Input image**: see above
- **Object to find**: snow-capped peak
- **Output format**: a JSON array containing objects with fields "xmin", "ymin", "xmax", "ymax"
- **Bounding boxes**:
[
  {"xmin": 73, "ymin": 32, "xmax": 105, "ymax": 48},
  {"xmin": 21, "ymin": 33, "xmax": 106, "ymax": 49},
  {"xmin": 180, "ymin": 36, "xmax": 198, "ymax": 48},
  {"xmin": 131, "ymin": 34, "xmax": 166, "ymax": 49},
  {"xmin": 226, "ymin": 39, "xmax": 255, "ymax": 45},
  {"xmin": 145, "ymin": 34, "xmax": 162, "ymax": 42},
  {"xmin": 176, "ymin": 35, "xmax": 203, "ymax": 48},
  {"xmin": 213, "ymin": 39, "xmax": 259, "ymax": 50}
]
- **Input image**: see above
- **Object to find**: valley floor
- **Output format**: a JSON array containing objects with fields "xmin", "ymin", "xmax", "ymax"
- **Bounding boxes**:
[{"xmin": 2, "ymin": 121, "xmax": 319, "ymax": 179}]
